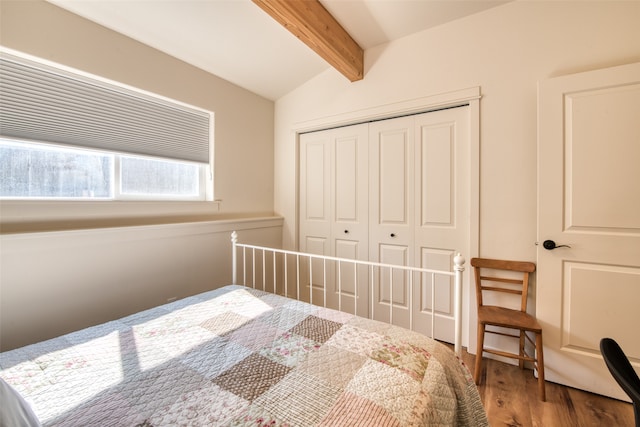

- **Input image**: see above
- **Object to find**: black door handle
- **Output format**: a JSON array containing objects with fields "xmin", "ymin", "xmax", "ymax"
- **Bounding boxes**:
[{"xmin": 541, "ymin": 239, "xmax": 571, "ymax": 250}]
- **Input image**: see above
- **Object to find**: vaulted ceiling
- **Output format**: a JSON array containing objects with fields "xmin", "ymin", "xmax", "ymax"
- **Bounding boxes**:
[{"xmin": 46, "ymin": 0, "xmax": 510, "ymax": 101}]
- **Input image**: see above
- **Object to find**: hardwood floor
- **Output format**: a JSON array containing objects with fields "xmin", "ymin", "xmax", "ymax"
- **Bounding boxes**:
[{"xmin": 458, "ymin": 349, "xmax": 635, "ymax": 427}]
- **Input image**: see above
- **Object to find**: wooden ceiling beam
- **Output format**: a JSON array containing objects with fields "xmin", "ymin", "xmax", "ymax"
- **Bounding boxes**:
[{"xmin": 252, "ymin": 0, "xmax": 364, "ymax": 82}]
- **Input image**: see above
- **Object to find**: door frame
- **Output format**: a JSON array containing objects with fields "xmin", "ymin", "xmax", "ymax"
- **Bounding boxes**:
[{"xmin": 293, "ymin": 86, "xmax": 481, "ymax": 352}]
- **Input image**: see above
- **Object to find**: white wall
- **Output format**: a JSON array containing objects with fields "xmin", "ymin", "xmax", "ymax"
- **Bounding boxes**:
[
  {"xmin": 273, "ymin": 1, "xmax": 640, "ymax": 351},
  {"xmin": 275, "ymin": 0, "xmax": 640, "ymax": 255},
  {"xmin": 1, "ymin": 219, "xmax": 282, "ymax": 350}
]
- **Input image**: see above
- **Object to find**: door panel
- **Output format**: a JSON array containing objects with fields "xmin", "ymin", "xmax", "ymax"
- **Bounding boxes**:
[
  {"xmin": 537, "ymin": 62, "xmax": 640, "ymax": 399},
  {"xmin": 567, "ymin": 84, "xmax": 640, "ymax": 230},
  {"xmin": 417, "ymin": 247, "xmax": 456, "ymax": 341},
  {"xmin": 414, "ymin": 108, "xmax": 470, "ymax": 341},
  {"xmin": 335, "ymin": 136, "xmax": 359, "ymax": 222},
  {"xmin": 372, "ymin": 242, "xmax": 411, "ymax": 328},
  {"xmin": 562, "ymin": 263, "xmax": 640, "ymax": 354},
  {"xmin": 419, "ymin": 122, "xmax": 453, "ymax": 225},
  {"xmin": 379, "ymin": 130, "xmax": 409, "ymax": 224}
]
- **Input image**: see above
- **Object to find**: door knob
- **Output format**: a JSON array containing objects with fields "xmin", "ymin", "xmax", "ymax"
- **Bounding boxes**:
[{"xmin": 541, "ymin": 239, "xmax": 571, "ymax": 250}]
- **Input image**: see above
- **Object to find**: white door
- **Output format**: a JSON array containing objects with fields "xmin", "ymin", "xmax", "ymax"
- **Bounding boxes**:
[
  {"xmin": 331, "ymin": 124, "xmax": 369, "ymax": 316},
  {"xmin": 299, "ymin": 130, "xmax": 331, "ymax": 303},
  {"xmin": 413, "ymin": 107, "xmax": 470, "ymax": 342},
  {"xmin": 369, "ymin": 116, "xmax": 415, "ymax": 328},
  {"xmin": 537, "ymin": 62, "xmax": 640, "ymax": 400},
  {"xmin": 299, "ymin": 124, "xmax": 369, "ymax": 314},
  {"xmin": 299, "ymin": 131, "xmax": 331, "ymax": 257}
]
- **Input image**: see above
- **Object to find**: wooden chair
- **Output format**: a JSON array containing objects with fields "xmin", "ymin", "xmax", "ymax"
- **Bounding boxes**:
[{"xmin": 471, "ymin": 257, "xmax": 545, "ymax": 401}]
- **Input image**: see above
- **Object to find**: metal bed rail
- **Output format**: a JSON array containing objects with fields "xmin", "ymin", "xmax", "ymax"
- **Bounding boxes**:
[{"xmin": 230, "ymin": 231, "xmax": 466, "ymax": 355}]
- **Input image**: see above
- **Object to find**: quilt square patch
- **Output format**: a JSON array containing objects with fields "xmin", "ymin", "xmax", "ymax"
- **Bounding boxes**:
[
  {"xmin": 345, "ymin": 359, "xmax": 421, "ymax": 425},
  {"xmin": 179, "ymin": 336, "xmax": 252, "ymax": 380},
  {"xmin": 318, "ymin": 392, "xmax": 400, "ymax": 427},
  {"xmin": 296, "ymin": 344, "xmax": 366, "ymax": 389},
  {"xmin": 325, "ymin": 324, "xmax": 386, "ymax": 357},
  {"xmin": 252, "ymin": 371, "xmax": 341, "ymax": 426},
  {"xmin": 313, "ymin": 307, "xmax": 353, "ymax": 324},
  {"xmin": 213, "ymin": 353, "xmax": 291, "ymax": 402},
  {"xmin": 115, "ymin": 359, "xmax": 210, "ymax": 424},
  {"xmin": 370, "ymin": 339, "xmax": 432, "ymax": 381},
  {"xmin": 347, "ymin": 315, "xmax": 392, "ymax": 335},
  {"xmin": 148, "ymin": 382, "xmax": 250, "ymax": 426},
  {"xmin": 259, "ymin": 332, "xmax": 321, "ymax": 367},
  {"xmin": 289, "ymin": 315, "xmax": 342, "ymax": 343},
  {"xmin": 201, "ymin": 311, "xmax": 251, "ymax": 336},
  {"xmin": 227, "ymin": 405, "xmax": 289, "ymax": 427},
  {"xmin": 257, "ymin": 307, "xmax": 309, "ymax": 333},
  {"xmin": 226, "ymin": 319, "xmax": 282, "ymax": 351}
]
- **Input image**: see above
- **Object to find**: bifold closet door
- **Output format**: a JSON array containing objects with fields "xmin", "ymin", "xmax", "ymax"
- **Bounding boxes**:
[
  {"xmin": 299, "ymin": 130, "xmax": 331, "ymax": 303},
  {"xmin": 369, "ymin": 116, "xmax": 415, "ymax": 328},
  {"xmin": 368, "ymin": 107, "xmax": 470, "ymax": 337},
  {"xmin": 300, "ymin": 107, "xmax": 470, "ymax": 338},
  {"xmin": 412, "ymin": 107, "xmax": 470, "ymax": 342},
  {"xmin": 299, "ymin": 124, "xmax": 369, "ymax": 315}
]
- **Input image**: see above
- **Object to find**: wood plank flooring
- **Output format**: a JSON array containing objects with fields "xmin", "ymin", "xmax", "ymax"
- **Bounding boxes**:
[{"xmin": 458, "ymin": 349, "xmax": 635, "ymax": 427}]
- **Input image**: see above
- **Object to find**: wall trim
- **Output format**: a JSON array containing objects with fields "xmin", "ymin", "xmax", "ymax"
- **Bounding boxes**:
[
  {"xmin": 293, "ymin": 86, "xmax": 481, "ymax": 133},
  {"xmin": 0, "ymin": 216, "xmax": 284, "ymax": 245}
]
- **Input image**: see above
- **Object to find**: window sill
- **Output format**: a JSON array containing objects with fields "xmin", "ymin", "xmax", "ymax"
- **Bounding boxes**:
[{"xmin": 0, "ymin": 200, "xmax": 222, "ymax": 233}]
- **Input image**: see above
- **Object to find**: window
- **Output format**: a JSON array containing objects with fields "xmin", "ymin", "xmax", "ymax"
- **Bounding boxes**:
[
  {"xmin": 0, "ymin": 139, "xmax": 206, "ymax": 200},
  {"xmin": 0, "ymin": 49, "xmax": 213, "ymax": 202},
  {"xmin": 120, "ymin": 156, "xmax": 202, "ymax": 199}
]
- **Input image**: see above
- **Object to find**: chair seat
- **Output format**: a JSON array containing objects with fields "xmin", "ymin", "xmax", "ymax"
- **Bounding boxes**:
[{"xmin": 478, "ymin": 305, "xmax": 542, "ymax": 332}]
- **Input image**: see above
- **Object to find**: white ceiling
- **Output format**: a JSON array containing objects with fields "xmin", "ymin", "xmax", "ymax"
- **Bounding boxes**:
[{"xmin": 46, "ymin": 0, "xmax": 510, "ymax": 101}]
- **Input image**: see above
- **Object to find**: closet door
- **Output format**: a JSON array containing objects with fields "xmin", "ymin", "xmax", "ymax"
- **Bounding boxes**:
[
  {"xmin": 299, "ymin": 131, "xmax": 331, "ymax": 256},
  {"xmin": 299, "ymin": 131, "xmax": 331, "ymax": 303},
  {"xmin": 332, "ymin": 124, "xmax": 369, "ymax": 316},
  {"xmin": 300, "ymin": 108, "xmax": 470, "ymax": 336},
  {"xmin": 412, "ymin": 107, "xmax": 470, "ymax": 341},
  {"xmin": 369, "ymin": 116, "xmax": 415, "ymax": 327},
  {"xmin": 299, "ymin": 124, "xmax": 369, "ymax": 314}
]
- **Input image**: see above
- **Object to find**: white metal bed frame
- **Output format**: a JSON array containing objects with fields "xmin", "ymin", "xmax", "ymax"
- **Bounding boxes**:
[{"xmin": 231, "ymin": 231, "xmax": 466, "ymax": 355}]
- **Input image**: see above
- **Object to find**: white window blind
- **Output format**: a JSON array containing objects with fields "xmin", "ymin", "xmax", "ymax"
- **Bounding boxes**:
[{"xmin": 0, "ymin": 52, "xmax": 211, "ymax": 163}]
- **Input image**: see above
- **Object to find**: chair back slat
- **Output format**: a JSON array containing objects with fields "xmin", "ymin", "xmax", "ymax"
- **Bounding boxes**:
[{"xmin": 472, "ymin": 257, "xmax": 536, "ymax": 312}]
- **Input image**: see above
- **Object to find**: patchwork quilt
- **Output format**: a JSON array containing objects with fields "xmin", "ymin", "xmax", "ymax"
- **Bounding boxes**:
[{"xmin": 0, "ymin": 285, "xmax": 488, "ymax": 426}]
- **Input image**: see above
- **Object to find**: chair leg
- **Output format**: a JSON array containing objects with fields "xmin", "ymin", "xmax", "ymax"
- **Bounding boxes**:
[
  {"xmin": 535, "ymin": 331, "xmax": 546, "ymax": 401},
  {"xmin": 519, "ymin": 330, "xmax": 526, "ymax": 370},
  {"xmin": 474, "ymin": 323, "xmax": 485, "ymax": 385}
]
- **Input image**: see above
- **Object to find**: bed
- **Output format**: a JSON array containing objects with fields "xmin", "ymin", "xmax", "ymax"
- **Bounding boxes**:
[{"xmin": 0, "ymin": 232, "xmax": 488, "ymax": 426}]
